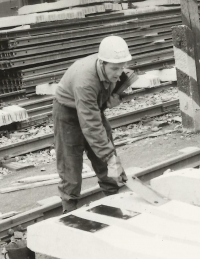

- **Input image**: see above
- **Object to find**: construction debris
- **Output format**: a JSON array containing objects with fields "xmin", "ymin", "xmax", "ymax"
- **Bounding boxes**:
[
  {"xmin": 18, "ymin": 174, "xmax": 59, "ymax": 184},
  {"xmin": 2, "ymin": 162, "xmax": 34, "ymax": 172},
  {"xmin": 0, "ymin": 167, "xmax": 12, "ymax": 176},
  {"xmin": 37, "ymin": 196, "xmax": 61, "ymax": 206},
  {"xmin": 0, "ymin": 170, "xmax": 97, "ymax": 193},
  {"xmin": 0, "ymin": 125, "xmax": 53, "ymax": 148},
  {"xmin": 0, "ymin": 179, "xmax": 60, "ymax": 194},
  {"xmin": 0, "ymin": 161, "xmax": 95, "ymax": 193},
  {"xmin": 106, "ymin": 87, "xmax": 179, "ymax": 118},
  {"xmin": 0, "ymin": 211, "xmax": 19, "ymax": 220}
]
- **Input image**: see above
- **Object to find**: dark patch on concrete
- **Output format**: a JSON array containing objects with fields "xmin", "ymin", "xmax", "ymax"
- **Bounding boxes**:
[
  {"xmin": 176, "ymin": 68, "xmax": 191, "ymax": 96},
  {"xmin": 181, "ymin": 110, "xmax": 195, "ymax": 130}
]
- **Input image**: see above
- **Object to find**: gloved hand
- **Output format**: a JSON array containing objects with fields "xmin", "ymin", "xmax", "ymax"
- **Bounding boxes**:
[
  {"xmin": 107, "ymin": 155, "xmax": 128, "ymax": 184},
  {"xmin": 107, "ymin": 93, "xmax": 121, "ymax": 109}
]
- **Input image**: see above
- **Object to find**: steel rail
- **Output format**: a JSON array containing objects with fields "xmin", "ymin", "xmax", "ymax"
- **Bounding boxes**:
[
  {"xmin": 0, "ymin": 29, "xmax": 173, "ymax": 58},
  {"xmin": 1, "ymin": 147, "xmax": 200, "ymax": 242},
  {"xmin": 6, "ymin": 15, "xmax": 181, "ymax": 49},
  {"xmin": 18, "ymin": 96, "xmax": 54, "ymax": 110},
  {"xmin": 20, "ymin": 55, "xmax": 174, "ymax": 79},
  {"xmin": 0, "ymin": 8, "xmax": 181, "ymax": 40},
  {"xmin": 25, "ymin": 104, "xmax": 53, "ymax": 117},
  {"xmin": 0, "ymin": 90, "xmax": 26, "ymax": 103},
  {"xmin": 0, "ymin": 133, "xmax": 54, "ymax": 159},
  {"xmin": 18, "ymin": 42, "xmax": 172, "ymax": 87},
  {"xmin": 0, "ymin": 98, "xmax": 179, "ymax": 158},
  {"xmin": 19, "ymin": 80, "xmax": 176, "ymax": 112},
  {"xmin": 20, "ymin": 60, "xmax": 75, "ymax": 78},
  {"xmin": 0, "ymin": 43, "xmax": 174, "ymax": 69},
  {"xmin": 1, "ymin": 53, "xmax": 175, "ymax": 94},
  {"xmin": 22, "ymin": 71, "xmax": 64, "ymax": 88},
  {"xmin": 0, "ymin": 52, "xmax": 174, "ymax": 95},
  {"xmin": 108, "ymin": 99, "xmax": 179, "ymax": 128},
  {"xmin": 17, "ymin": 56, "xmax": 175, "ymax": 94},
  {"xmin": 30, "ymin": 7, "xmax": 181, "ymax": 31}
]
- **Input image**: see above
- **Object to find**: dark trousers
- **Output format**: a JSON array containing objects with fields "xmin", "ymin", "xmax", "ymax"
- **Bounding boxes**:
[{"xmin": 53, "ymin": 99, "xmax": 119, "ymax": 212}]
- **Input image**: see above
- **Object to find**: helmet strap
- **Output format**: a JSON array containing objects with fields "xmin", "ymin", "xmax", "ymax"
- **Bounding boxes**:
[{"xmin": 99, "ymin": 60, "xmax": 110, "ymax": 82}]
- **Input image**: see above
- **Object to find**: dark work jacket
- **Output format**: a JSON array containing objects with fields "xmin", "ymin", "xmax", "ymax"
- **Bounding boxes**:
[{"xmin": 55, "ymin": 54, "xmax": 115, "ymax": 162}]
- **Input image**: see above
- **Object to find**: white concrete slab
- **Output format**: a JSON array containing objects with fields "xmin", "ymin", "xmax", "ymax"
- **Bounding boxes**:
[
  {"xmin": 178, "ymin": 146, "xmax": 200, "ymax": 154},
  {"xmin": 37, "ymin": 196, "xmax": 61, "ymax": 206},
  {"xmin": 3, "ymin": 105, "xmax": 29, "ymax": 122},
  {"xmin": 28, "ymin": 192, "xmax": 200, "ymax": 259},
  {"xmin": 150, "ymin": 168, "xmax": 200, "ymax": 206},
  {"xmin": 131, "ymin": 73, "xmax": 161, "ymax": 88},
  {"xmin": 36, "ymin": 83, "xmax": 58, "ymax": 95}
]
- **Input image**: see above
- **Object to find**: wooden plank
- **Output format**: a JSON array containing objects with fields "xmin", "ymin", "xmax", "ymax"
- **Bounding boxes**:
[
  {"xmin": 0, "ymin": 179, "xmax": 60, "ymax": 193},
  {"xmin": 2, "ymin": 162, "xmax": 34, "ymax": 171},
  {"xmin": 18, "ymin": 171, "xmax": 95, "ymax": 184},
  {"xmin": 0, "ymin": 171, "xmax": 96, "ymax": 193},
  {"xmin": 18, "ymin": 174, "xmax": 59, "ymax": 184}
]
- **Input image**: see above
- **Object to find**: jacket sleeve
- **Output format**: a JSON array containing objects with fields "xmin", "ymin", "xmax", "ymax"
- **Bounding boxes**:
[{"xmin": 74, "ymin": 85, "xmax": 115, "ymax": 162}]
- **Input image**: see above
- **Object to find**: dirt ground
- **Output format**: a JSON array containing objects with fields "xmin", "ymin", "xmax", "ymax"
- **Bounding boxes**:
[{"xmin": 0, "ymin": 125, "xmax": 200, "ymax": 214}]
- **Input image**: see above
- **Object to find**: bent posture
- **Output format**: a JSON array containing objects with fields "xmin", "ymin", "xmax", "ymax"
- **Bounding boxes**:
[{"xmin": 53, "ymin": 36, "xmax": 131, "ymax": 213}]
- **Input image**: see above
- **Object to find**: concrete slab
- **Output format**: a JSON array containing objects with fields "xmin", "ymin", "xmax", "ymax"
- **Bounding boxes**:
[
  {"xmin": 37, "ymin": 196, "xmax": 61, "ymax": 206},
  {"xmin": 150, "ymin": 168, "xmax": 200, "ymax": 205},
  {"xmin": 131, "ymin": 73, "xmax": 161, "ymax": 89},
  {"xmin": 28, "ymin": 192, "xmax": 200, "ymax": 259},
  {"xmin": 36, "ymin": 83, "xmax": 58, "ymax": 96},
  {"xmin": 179, "ymin": 146, "xmax": 200, "ymax": 153}
]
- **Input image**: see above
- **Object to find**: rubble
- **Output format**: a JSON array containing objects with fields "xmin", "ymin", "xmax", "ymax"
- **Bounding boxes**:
[
  {"xmin": 0, "ymin": 167, "xmax": 12, "ymax": 176},
  {"xmin": 21, "ymin": 149, "xmax": 56, "ymax": 166},
  {"xmin": 105, "ymin": 87, "xmax": 179, "ymax": 118},
  {"xmin": 0, "ymin": 125, "xmax": 53, "ymax": 148}
]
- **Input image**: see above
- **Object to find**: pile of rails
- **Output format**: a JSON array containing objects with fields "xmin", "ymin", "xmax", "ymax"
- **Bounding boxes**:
[
  {"xmin": 0, "ymin": 7, "xmax": 181, "ymax": 96},
  {"xmin": 0, "ymin": 0, "xmax": 199, "ymax": 128}
]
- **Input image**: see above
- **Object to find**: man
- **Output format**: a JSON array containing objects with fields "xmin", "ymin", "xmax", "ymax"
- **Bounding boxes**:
[{"xmin": 53, "ymin": 36, "xmax": 131, "ymax": 213}]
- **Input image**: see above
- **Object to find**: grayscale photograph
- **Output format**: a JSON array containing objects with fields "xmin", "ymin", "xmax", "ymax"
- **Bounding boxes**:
[{"xmin": 0, "ymin": 0, "xmax": 200, "ymax": 259}]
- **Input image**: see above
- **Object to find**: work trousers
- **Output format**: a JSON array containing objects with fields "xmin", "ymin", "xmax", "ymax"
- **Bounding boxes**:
[{"xmin": 53, "ymin": 99, "xmax": 119, "ymax": 212}]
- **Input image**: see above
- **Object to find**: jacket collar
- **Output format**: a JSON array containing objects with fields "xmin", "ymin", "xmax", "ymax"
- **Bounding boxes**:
[{"xmin": 96, "ymin": 59, "xmax": 110, "ymax": 83}]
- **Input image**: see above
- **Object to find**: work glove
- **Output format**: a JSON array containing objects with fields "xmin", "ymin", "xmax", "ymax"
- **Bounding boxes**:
[
  {"xmin": 107, "ymin": 93, "xmax": 121, "ymax": 109},
  {"xmin": 107, "ymin": 154, "xmax": 128, "ymax": 184}
]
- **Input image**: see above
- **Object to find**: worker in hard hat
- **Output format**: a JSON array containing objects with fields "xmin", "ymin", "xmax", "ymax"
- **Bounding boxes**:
[{"xmin": 53, "ymin": 36, "xmax": 132, "ymax": 213}]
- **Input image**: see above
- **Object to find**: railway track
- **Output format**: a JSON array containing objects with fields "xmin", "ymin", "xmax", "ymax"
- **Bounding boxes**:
[
  {"xmin": 0, "ymin": 82, "xmax": 179, "ymax": 159},
  {"xmin": 1, "ymin": 146, "xmax": 200, "ymax": 242}
]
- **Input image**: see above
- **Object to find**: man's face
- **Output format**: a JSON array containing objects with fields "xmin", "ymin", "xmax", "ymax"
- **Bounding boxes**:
[{"xmin": 104, "ymin": 62, "xmax": 127, "ymax": 83}]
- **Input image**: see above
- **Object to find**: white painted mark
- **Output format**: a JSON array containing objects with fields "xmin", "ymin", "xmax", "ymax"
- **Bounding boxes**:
[{"xmin": 174, "ymin": 46, "xmax": 197, "ymax": 81}]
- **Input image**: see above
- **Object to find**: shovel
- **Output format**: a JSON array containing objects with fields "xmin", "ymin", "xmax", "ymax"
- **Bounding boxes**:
[{"xmin": 123, "ymin": 175, "xmax": 168, "ymax": 206}]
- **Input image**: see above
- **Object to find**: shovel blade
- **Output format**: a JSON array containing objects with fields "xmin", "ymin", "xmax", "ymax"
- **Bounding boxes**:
[{"xmin": 124, "ymin": 176, "xmax": 168, "ymax": 206}]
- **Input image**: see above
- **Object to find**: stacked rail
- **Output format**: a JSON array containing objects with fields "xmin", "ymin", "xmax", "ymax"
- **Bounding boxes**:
[{"xmin": 0, "ymin": 7, "xmax": 182, "ymax": 96}]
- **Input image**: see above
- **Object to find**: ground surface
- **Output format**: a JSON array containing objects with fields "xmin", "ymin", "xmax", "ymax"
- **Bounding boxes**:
[{"xmin": 0, "ymin": 125, "xmax": 199, "ymax": 214}]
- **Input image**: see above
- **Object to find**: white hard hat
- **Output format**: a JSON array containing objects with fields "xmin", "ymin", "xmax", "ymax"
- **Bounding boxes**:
[{"xmin": 98, "ymin": 36, "xmax": 132, "ymax": 63}]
